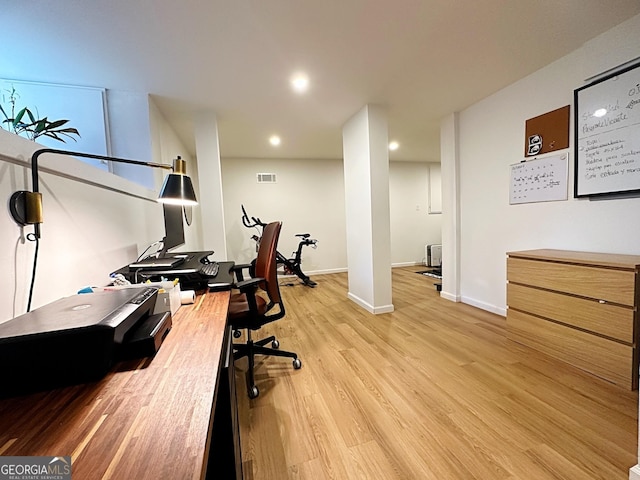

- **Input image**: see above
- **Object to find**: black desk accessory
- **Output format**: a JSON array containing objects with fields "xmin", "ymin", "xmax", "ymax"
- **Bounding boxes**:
[
  {"xmin": 114, "ymin": 252, "xmax": 235, "ymax": 291},
  {"xmin": 0, "ymin": 287, "xmax": 169, "ymax": 397},
  {"xmin": 207, "ymin": 261, "xmax": 236, "ymax": 291}
]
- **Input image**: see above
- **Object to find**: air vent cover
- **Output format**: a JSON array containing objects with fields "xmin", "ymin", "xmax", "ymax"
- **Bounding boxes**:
[{"xmin": 257, "ymin": 173, "xmax": 277, "ymax": 183}]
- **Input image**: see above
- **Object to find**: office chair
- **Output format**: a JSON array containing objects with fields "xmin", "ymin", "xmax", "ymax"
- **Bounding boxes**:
[{"xmin": 229, "ymin": 221, "xmax": 302, "ymax": 399}]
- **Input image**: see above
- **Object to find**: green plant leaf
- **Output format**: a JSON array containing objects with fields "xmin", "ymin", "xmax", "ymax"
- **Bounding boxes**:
[
  {"xmin": 46, "ymin": 119, "xmax": 69, "ymax": 129},
  {"xmin": 56, "ymin": 128, "xmax": 81, "ymax": 141},
  {"xmin": 25, "ymin": 108, "xmax": 36, "ymax": 124},
  {"xmin": 13, "ymin": 107, "xmax": 27, "ymax": 125},
  {"xmin": 33, "ymin": 119, "xmax": 47, "ymax": 133},
  {"xmin": 42, "ymin": 131, "xmax": 62, "ymax": 140}
]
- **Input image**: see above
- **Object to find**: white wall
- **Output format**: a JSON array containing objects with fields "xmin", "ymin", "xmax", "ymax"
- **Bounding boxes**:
[
  {"xmin": 221, "ymin": 157, "xmax": 347, "ymax": 274},
  {"xmin": 390, "ymin": 161, "xmax": 442, "ymax": 265},
  {"xmin": 455, "ymin": 13, "xmax": 640, "ymax": 315},
  {"xmin": 220, "ymin": 157, "xmax": 440, "ymax": 275}
]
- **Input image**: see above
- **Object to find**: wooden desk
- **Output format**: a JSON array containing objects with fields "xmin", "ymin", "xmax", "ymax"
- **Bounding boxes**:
[{"xmin": 0, "ymin": 290, "xmax": 242, "ymax": 479}]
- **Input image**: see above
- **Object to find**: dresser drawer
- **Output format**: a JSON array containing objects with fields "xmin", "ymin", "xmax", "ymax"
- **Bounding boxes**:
[
  {"xmin": 506, "ymin": 309, "xmax": 635, "ymax": 389},
  {"xmin": 507, "ymin": 283, "xmax": 635, "ymax": 343},
  {"xmin": 507, "ymin": 257, "xmax": 636, "ymax": 306}
]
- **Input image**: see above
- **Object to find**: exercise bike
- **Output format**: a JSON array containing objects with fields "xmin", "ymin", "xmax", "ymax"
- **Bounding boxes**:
[{"xmin": 241, "ymin": 205, "xmax": 318, "ymax": 287}]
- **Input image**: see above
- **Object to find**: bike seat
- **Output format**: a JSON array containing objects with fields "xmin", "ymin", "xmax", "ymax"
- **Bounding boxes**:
[{"xmin": 295, "ymin": 233, "xmax": 310, "ymax": 238}]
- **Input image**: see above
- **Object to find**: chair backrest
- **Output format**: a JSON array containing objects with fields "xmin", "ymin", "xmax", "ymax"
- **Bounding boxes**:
[{"xmin": 254, "ymin": 221, "xmax": 282, "ymax": 304}]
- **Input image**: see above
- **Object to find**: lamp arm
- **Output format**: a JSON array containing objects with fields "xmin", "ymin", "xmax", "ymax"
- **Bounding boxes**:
[
  {"xmin": 30, "ymin": 148, "xmax": 173, "ymax": 194},
  {"xmin": 10, "ymin": 148, "xmax": 195, "ymax": 239}
]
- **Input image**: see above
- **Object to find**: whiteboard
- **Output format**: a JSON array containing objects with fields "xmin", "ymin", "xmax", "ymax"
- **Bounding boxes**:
[
  {"xmin": 510, "ymin": 153, "xmax": 569, "ymax": 204},
  {"xmin": 574, "ymin": 62, "xmax": 640, "ymax": 197}
]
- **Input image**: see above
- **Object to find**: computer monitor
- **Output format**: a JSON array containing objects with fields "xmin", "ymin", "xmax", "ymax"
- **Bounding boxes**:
[{"xmin": 159, "ymin": 204, "xmax": 185, "ymax": 257}]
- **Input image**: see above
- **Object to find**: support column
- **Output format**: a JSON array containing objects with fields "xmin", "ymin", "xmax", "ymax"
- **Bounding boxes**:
[
  {"xmin": 342, "ymin": 105, "xmax": 393, "ymax": 314},
  {"xmin": 194, "ymin": 112, "xmax": 228, "ymax": 259},
  {"xmin": 440, "ymin": 112, "xmax": 461, "ymax": 302}
]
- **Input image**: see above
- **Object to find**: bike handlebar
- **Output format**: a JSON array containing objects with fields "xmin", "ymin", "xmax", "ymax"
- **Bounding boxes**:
[
  {"xmin": 241, "ymin": 204, "xmax": 266, "ymax": 228},
  {"xmin": 241, "ymin": 205, "xmax": 317, "ymax": 246}
]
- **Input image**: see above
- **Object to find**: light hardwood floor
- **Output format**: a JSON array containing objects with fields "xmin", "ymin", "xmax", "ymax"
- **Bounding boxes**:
[{"xmin": 235, "ymin": 267, "xmax": 638, "ymax": 480}]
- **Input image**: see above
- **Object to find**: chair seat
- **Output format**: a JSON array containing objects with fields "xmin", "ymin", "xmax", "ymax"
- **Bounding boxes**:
[{"xmin": 228, "ymin": 293, "xmax": 268, "ymax": 323}]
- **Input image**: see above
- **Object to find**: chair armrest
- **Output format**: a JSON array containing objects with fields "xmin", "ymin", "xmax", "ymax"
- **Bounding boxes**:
[
  {"xmin": 235, "ymin": 277, "xmax": 263, "ymax": 292},
  {"xmin": 232, "ymin": 263, "xmax": 253, "ymax": 271},
  {"xmin": 232, "ymin": 263, "xmax": 254, "ymax": 282},
  {"xmin": 232, "ymin": 277, "xmax": 266, "ymax": 316}
]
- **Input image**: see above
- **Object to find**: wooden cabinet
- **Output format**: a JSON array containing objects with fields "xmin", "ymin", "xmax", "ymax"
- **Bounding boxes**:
[{"xmin": 506, "ymin": 249, "xmax": 640, "ymax": 390}]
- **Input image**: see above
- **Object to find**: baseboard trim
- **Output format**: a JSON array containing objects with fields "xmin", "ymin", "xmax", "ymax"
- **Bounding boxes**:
[
  {"xmin": 461, "ymin": 296, "xmax": 506, "ymax": 316},
  {"xmin": 347, "ymin": 292, "xmax": 394, "ymax": 314},
  {"xmin": 391, "ymin": 261, "xmax": 422, "ymax": 268},
  {"xmin": 440, "ymin": 291, "xmax": 460, "ymax": 302},
  {"xmin": 300, "ymin": 267, "xmax": 348, "ymax": 276},
  {"xmin": 303, "ymin": 263, "xmax": 426, "ymax": 277}
]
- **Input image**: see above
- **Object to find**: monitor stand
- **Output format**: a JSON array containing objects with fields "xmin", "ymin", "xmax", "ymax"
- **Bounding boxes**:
[{"xmin": 128, "ymin": 256, "xmax": 184, "ymax": 269}]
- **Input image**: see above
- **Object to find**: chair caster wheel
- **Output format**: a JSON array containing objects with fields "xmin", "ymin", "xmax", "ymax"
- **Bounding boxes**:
[
  {"xmin": 248, "ymin": 386, "xmax": 259, "ymax": 399},
  {"xmin": 293, "ymin": 358, "xmax": 302, "ymax": 369},
  {"xmin": 271, "ymin": 339, "xmax": 280, "ymax": 349},
  {"xmin": 233, "ymin": 329, "xmax": 242, "ymax": 338}
]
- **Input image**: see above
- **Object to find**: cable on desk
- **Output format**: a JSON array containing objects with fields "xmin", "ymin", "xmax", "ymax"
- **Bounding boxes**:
[{"xmin": 136, "ymin": 239, "xmax": 163, "ymax": 262}]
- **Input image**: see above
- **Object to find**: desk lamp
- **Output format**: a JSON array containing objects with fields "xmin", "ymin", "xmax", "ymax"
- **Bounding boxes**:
[{"xmin": 8, "ymin": 148, "xmax": 198, "ymax": 238}]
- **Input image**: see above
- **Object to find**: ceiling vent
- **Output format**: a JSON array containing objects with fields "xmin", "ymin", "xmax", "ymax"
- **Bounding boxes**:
[{"xmin": 257, "ymin": 173, "xmax": 277, "ymax": 184}]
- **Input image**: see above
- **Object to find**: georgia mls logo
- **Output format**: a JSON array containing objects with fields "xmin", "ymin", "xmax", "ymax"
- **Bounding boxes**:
[{"xmin": 0, "ymin": 456, "xmax": 71, "ymax": 480}]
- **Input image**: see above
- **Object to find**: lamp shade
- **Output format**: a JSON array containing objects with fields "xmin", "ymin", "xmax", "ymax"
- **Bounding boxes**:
[{"xmin": 158, "ymin": 173, "xmax": 198, "ymax": 205}]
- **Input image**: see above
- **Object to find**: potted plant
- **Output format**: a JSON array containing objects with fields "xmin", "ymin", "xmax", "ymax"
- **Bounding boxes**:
[{"xmin": 0, "ymin": 86, "xmax": 80, "ymax": 142}]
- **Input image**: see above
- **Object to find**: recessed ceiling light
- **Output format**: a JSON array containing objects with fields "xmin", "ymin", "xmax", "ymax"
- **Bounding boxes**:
[
  {"xmin": 269, "ymin": 135, "xmax": 281, "ymax": 146},
  {"xmin": 290, "ymin": 73, "xmax": 309, "ymax": 93},
  {"xmin": 389, "ymin": 141, "xmax": 399, "ymax": 151}
]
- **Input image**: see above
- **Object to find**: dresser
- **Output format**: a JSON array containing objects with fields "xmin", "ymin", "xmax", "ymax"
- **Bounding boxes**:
[{"xmin": 506, "ymin": 249, "xmax": 640, "ymax": 390}]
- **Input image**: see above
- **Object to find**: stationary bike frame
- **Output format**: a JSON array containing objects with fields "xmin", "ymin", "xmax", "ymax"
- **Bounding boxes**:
[{"xmin": 241, "ymin": 205, "xmax": 318, "ymax": 287}]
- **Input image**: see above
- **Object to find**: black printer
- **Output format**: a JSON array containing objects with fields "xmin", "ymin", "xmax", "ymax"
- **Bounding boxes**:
[{"xmin": 0, "ymin": 287, "xmax": 171, "ymax": 398}]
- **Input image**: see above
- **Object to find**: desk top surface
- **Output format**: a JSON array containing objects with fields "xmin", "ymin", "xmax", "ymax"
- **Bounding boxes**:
[{"xmin": 0, "ymin": 290, "xmax": 230, "ymax": 479}]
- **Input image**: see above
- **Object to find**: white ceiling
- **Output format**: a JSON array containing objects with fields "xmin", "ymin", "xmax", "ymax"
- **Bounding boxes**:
[{"xmin": 3, "ymin": 1, "xmax": 640, "ymax": 162}]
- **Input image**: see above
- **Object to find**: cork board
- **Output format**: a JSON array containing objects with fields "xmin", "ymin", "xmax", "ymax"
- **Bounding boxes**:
[{"xmin": 524, "ymin": 105, "xmax": 570, "ymax": 157}]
